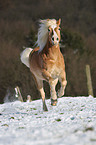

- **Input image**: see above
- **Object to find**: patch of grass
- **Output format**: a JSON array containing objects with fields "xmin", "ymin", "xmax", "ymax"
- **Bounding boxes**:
[
  {"xmin": 30, "ymin": 108, "xmax": 37, "ymax": 110},
  {"xmin": 55, "ymin": 118, "xmax": 61, "ymax": 122},
  {"xmin": 36, "ymin": 116, "xmax": 41, "ymax": 118},
  {"xmin": 34, "ymin": 113, "xmax": 38, "ymax": 115},
  {"xmin": 81, "ymin": 105, "xmax": 85, "ymax": 107},
  {"xmin": 90, "ymin": 138, "xmax": 96, "ymax": 142},
  {"xmin": 2, "ymin": 124, "xmax": 9, "ymax": 127},
  {"xmin": 33, "ymin": 108, "xmax": 37, "ymax": 110},
  {"xmin": 60, "ymin": 113, "xmax": 64, "ymax": 115},
  {"xmin": 18, "ymin": 127, "xmax": 25, "ymax": 129},
  {"xmin": 84, "ymin": 127, "xmax": 94, "ymax": 132},
  {"xmin": 10, "ymin": 116, "xmax": 15, "ymax": 119}
]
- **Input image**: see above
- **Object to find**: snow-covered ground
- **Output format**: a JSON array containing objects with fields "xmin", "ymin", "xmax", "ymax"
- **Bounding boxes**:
[{"xmin": 0, "ymin": 96, "xmax": 96, "ymax": 145}]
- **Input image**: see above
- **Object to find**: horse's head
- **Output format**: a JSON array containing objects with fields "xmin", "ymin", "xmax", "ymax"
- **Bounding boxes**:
[
  {"xmin": 48, "ymin": 19, "xmax": 61, "ymax": 46},
  {"xmin": 36, "ymin": 19, "xmax": 61, "ymax": 52}
]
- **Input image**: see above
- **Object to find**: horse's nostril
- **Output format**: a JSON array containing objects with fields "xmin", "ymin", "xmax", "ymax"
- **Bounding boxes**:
[
  {"xmin": 57, "ymin": 37, "xmax": 59, "ymax": 41},
  {"xmin": 52, "ymin": 37, "xmax": 54, "ymax": 41}
]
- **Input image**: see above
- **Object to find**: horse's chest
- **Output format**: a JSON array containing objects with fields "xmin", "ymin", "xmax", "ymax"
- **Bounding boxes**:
[
  {"xmin": 47, "ymin": 61, "xmax": 61, "ymax": 78},
  {"xmin": 51, "ymin": 65, "xmax": 60, "ymax": 77},
  {"xmin": 42, "ymin": 54, "xmax": 63, "ymax": 79}
]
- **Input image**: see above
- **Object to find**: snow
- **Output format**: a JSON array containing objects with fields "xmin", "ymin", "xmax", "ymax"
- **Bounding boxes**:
[{"xmin": 0, "ymin": 96, "xmax": 96, "ymax": 145}]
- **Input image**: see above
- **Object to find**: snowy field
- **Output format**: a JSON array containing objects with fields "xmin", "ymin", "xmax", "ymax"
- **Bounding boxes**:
[{"xmin": 0, "ymin": 96, "xmax": 96, "ymax": 145}]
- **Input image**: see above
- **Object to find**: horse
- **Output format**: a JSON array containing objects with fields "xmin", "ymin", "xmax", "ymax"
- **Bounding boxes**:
[{"xmin": 20, "ymin": 19, "xmax": 67, "ymax": 111}]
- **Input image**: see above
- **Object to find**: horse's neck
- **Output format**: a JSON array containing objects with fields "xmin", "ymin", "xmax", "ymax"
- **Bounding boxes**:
[{"xmin": 42, "ymin": 42, "xmax": 60, "ymax": 57}]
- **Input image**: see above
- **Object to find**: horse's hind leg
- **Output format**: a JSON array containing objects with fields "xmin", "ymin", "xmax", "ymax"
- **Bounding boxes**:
[
  {"xmin": 39, "ymin": 86, "xmax": 48, "ymax": 111},
  {"xmin": 49, "ymin": 78, "xmax": 58, "ymax": 106},
  {"xmin": 35, "ymin": 77, "xmax": 48, "ymax": 111},
  {"xmin": 58, "ymin": 71, "xmax": 67, "ymax": 97}
]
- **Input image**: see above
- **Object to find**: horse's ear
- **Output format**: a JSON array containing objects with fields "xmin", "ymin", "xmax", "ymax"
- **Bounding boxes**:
[{"xmin": 57, "ymin": 19, "xmax": 61, "ymax": 26}]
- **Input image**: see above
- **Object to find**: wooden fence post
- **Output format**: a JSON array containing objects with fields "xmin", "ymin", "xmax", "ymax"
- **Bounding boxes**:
[
  {"xmin": 86, "ymin": 65, "xmax": 94, "ymax": 96},
  {"xmin": 27, "ymin": 95, "xmax": 32, "ymax": 102},
  {"xmin": 15, "ymin": 86, "xmax": 23, "ymax": 102}
]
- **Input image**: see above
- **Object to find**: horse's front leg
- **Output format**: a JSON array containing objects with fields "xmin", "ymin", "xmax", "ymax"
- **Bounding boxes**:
[
  {"xmin": 58, "ymin": 71, "xmax": 67, "ymax": 97},
  {"xmin": 49, "ymin": 78, "xmax": 58, "ymax": 106}
]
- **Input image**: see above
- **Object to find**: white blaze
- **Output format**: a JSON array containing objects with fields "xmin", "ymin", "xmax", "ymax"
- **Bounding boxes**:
[{"xmin": 51, "ymin": 25, "xmax": 59, "ymax": 45}]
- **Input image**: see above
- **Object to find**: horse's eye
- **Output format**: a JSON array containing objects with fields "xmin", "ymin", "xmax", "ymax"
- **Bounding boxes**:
[
  {"xmin": 48, "ymin": 28, "xmax": 50, "ymax": 32},
  {"xmin": 58, "ymin": 28, "xmax": 61, "ymax": 31}
]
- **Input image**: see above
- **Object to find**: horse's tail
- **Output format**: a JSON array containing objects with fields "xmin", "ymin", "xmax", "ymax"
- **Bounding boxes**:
[{"xmin": 20, "ymin": 48, "xmax": 33, "ymax": 68}]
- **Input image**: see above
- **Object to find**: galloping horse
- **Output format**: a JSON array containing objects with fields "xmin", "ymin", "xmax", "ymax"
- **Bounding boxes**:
[{"xmin": 20, "ymin": 19, "xmax": 67, "ymax": 111}]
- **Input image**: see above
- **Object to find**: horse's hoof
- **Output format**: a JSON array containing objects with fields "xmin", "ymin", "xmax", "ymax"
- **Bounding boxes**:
[
  {"xmin": 43, "ymin": 105, "xmax": 48, "ymax": 111},
  {"xmin": 44, "ymin": 107, "xmax": 48, "ymax": 111},
  {"xmin": 51, "ymin": 99, "xmax": 57, "ymax": 106}
]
